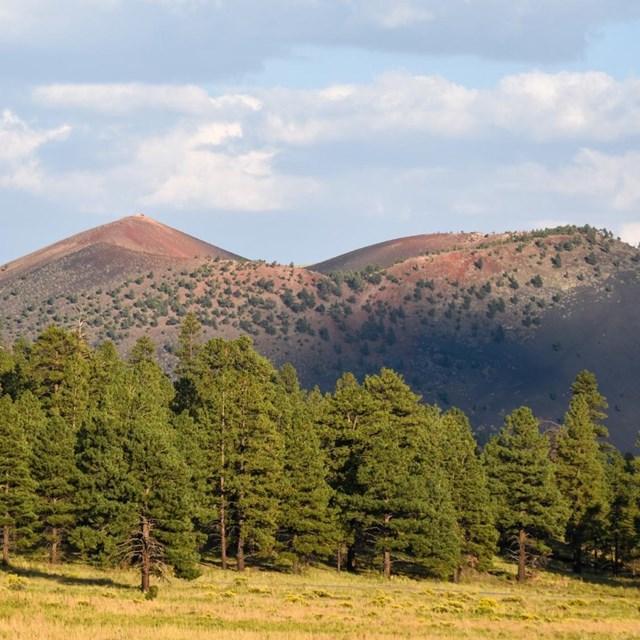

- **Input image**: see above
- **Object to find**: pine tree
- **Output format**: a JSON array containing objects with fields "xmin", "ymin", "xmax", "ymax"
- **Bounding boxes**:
[
  {"xmin": 438, "ymin": 408, "xmax": 498, "ymax": 578},
  {"xmin": 571, "ymin": 369, "xmax": 609, "ymax": 438},
  {"xmin": 359, "ymin": 369, "xmax": 460, "ymax": 578},
  {"xmin": 484, "ymin": 407, "xmax": 566, "ymax": 581},
  {"xmin": 320, "ymin": 372, "xmax": 376, "ymax": 571},
  {"xmin": 275, "ymin": 364, "xmax": 336, "ymax": 571},
  {"xmin": 173, "ymin": 312, "xmax": 203, "ymax": 414},
  {"xmin": 0, "ymin": 348, "xmax": 13, "ymax": 394},
  {"xmin": 128, "ymin": 335, "xmax": 157, "ymax": 364},
  {"xmin": 75, "ymin": 339, "xmax": 200, "ymax": 591},
  {"xmin": 0, "ymin": 394, "xmax": 37, "ymax": 565},
  {"xmin": 605, "ymin": 451, "xmax": 639, "ymax": 574},
  {"xmin": 1, "ymin": 337, "xmax": 31, "ymax": 400},
  {"xmin": 176, "ymin": 312, "xmax": 203, "ymax": 372},
  {"xmin": 323, "ymin": 369, "xmax": 460, "ymax": 578},
  {"xmin": 88, "ymin": 340, "xmax": 122, "ymax": 396},
  {"xmin": 16, "ymin": 391, "xmax": 79, "ymax": 564},
  {"xmin": 192, "ymin": 337, "xmax": 284, "ymax": 571},
  {"xmin": 26, "ymin": 326, "xmax": 89, "ymax": 414},
  {"xmin": 21, "ymin": 327, "xmax": 90, "ymax": 562},
  {"xmin": 171, "ymin": 410, "xmax": 211, "ymax": 544},
  {"xmin": 555, "ymin": 394, "xmax": 608, "ymax": 572},
  {"xmin": 356, "ymin": 408, "xmax": 460, "ymax": 579}
]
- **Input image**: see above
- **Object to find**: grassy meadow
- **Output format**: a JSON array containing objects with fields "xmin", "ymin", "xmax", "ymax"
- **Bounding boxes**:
[{"xmin": 0, "ymin": 559, "xmax": 639, "ymax": 639}]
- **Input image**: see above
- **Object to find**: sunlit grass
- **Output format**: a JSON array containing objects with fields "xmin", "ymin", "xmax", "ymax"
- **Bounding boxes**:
[{"xmin": 0, "ymin": 558, "xmax": 638, "ymax": 639}]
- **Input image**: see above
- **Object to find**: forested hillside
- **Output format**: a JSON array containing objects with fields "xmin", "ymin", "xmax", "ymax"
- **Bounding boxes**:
[
  {"xmin": 1, "ymin": 321, "xmax": 638, "ymax": 593},
  {"xmin": 2, "ymin": 219, "xmax": 640, "ymax": 450}
]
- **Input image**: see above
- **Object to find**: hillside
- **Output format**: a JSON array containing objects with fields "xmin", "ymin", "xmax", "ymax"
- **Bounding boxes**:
[
  {"xmin": 310, "ymin": 231, "xmax": 505, "ymax": 273},
  {"xmin": 1, "ymin": 218, "xmax": 639, "ymax": 451},
  {"xmin": 0, "ymin": 214, "xmax": 244, "ymax": 297}
]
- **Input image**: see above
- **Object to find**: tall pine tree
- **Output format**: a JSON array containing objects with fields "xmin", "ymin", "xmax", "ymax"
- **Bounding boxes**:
[
  {"xmin": 192, "ymin": 337, "xmax": 284, "ymax": 571},
  {"xmin": 360, "ymin": 370, "xmax": 460, "ymax": 579},
  {"xmin": 571, "ymin": 369, "xmax": 609, "ymax": 439},
  {"xmin": 275, "ymin": 364, "xmax": 336, "ymax": 571},
  {"xmin": 173, "ymin": 312, "xmax": 204, "ymax": 414},
  {"xmin": 0, "ymin": 394, "xmax": 37, "ymax": 565},
  {"xmin": 484, "ymin": 407, "xmax": 567, "ymax": 581},
  {"xmin": 320, "ymin": 372, "xmax": 376, "ymax": 571},
  {"xmin": 555, "ymin": 393, "xmax": 608, "ymax": 572},
  {"xmin": 22, "ymin": 326, "xmax": 90, "ymax": 562},
  {"xmin": 75, "ymin": 338, "xmax": 200, "ymax": 591},
  {"xmin": 437, "ymin": 408, "xmax": 498, "ymax": 579},
  {"xmin": 605, "ymin": 451, "xmax": 639, "ymax": 574},
  {"xmin": 15, "ymin": 391, "xmax": 79, "ymax": 564}
]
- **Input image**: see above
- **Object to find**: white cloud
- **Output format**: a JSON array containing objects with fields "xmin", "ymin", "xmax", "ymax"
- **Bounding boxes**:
[
  {"xmin": 34, "ymin": 84, "xmax": 211, "ymax": 115},
  {"xmin": 0, "ymin": 161, "xmax": 110, "ymax": 212},
  {"xmin": 261, "ymin": 74, "xmax": 479, "ymax": 145},
  {"xmin": 619, "ymin": 223, "xmax": 640, "ymax": 246},
  {"xmin": 490, "ymin": 71, "xmax": 640, "ymax": 140},
  {"xmin": 257, "ymin": 71, "xmax": 640, "ymax": 146},
  {"xmin": 300, "ymin": 146, "xmax": 640, "ymax": 236},
  {"xmin": 34, "ymin": 84, "xmax": 264, "ymax": 116},
  {"xmin": 133, "ymin": 124, "xmax": 314, "ymax": 211},
  {"xmin": 496, "ymin": 149, "xmax": 640, "ymax": 212},
  {"xmin": 34, "ymin": 72, "xmax": 640, "ymax": 146},
  {"xmin": 0, "ymin": 110, "xmax": 71, "ymax": 164},
  {"xmin": 209, "ymin": 94, "xmax": 263, "ymax": 113},
  {"xmin": 0, "ymin": 112, "xmax": 314, "ymax": 213},
  {"xmin": 8, "ymin": 70, "xmax": 640, "ymax": 232}
]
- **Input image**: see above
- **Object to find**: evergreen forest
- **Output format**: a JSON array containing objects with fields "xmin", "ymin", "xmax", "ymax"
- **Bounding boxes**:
[{"xmin": 0, "ymin": 315, "xmax": 639, "ymax": 593}]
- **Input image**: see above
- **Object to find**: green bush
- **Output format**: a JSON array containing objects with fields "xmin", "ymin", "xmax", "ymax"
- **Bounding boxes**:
[{"xmin": 145, "ymin": 585, "xmax": 159, "ymax": 600}]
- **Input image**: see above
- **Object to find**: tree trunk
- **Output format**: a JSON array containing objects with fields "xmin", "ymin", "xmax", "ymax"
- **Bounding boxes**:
[
  {"xmin": 3, "ymin": 475, "xmax": 9, "ymax": 566},
  {"xmin": 220, "ymin": 396, "xmax": 228, "ymax": 570},
  {"xmin": 2, "ymin": 521, "xmax": 9, "ymax": 566},
  {"xmin": 613, "ymin": 534, "xmax": 620, "ymax": 576},
  {"xmin": 346, "ymin": 544, "xmax": 357, "ymax": 572},
  {"xmin": 517, "ymin": 529, "xmax": 527, "ymax": 582},
  {"xmin": 236, "ymin": 429, "xmax": 246, "ymax": 572},
  {"xmin": 573, "ymin": 544, "xmax": 583, "ymax": 574},
  {"xmin": 382, "ymin": 513, "xmax": 392, "ymax": 579},
  {"xmin": 337, "ymin": 545, "xmax": 342, "ymax": 572},
  {"xmin": 220, "ymin": 471, "xmax": 227, "ymax": 570},
  {"xmin": 51, "ymin": 527, "xmax": 59, "ymax": 564},
  {"xmin": 141, "ymin": 516, "xmax": 151, "ymax": 593},
  {"xmin": 383, "ymin": 549, "xmax": 391, "ymax": 579},
  {"xmin": 291, "ymin": 534, "xmax": 301, "ymax": 574},
  {"xmin": 237, "ymin": 533, "xmax": 245, "ymax": 572},
  {"xmin": 453, "ymin": 566, "xmax": 462, "ymax": 583}
]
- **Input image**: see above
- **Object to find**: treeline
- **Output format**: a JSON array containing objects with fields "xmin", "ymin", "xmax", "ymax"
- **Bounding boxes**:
[{"xmin": 0, "ymin": 317, "xmax": 638, "ymax": 592}]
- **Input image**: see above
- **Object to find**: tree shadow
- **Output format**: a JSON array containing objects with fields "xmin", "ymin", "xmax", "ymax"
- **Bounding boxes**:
[
  {"xmin": 543, "ymin": 560, "xmax": 640, "ymax": 589},
  {"xmin": 0, "ymin": 562, "xmax": 133, "ymax": 590}
]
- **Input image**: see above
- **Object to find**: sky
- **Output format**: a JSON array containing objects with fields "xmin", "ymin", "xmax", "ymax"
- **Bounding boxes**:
[{"xmin": 2, "ymin": 1, "xmax": 640, "ymax": 265}]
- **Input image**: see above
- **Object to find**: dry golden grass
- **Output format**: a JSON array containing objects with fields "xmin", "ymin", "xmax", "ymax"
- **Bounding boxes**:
[{"xmin": 0, "ymin": 559, "xmax": 639, "ymax": 639}]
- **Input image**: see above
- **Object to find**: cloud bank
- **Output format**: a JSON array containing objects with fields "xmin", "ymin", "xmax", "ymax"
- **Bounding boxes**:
[
  {"xmin": 0, "ymin": 69, "xmax": 637, "ymax": 248},
  {"xmin": 2, "ymin": 0, "xmax": 640, "ymax": 83}
]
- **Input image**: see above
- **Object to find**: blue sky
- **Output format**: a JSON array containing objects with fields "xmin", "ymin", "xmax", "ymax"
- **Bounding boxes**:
[{"xmin": 2, "ymin": 1, "xmax": 640, "ymax": 265}]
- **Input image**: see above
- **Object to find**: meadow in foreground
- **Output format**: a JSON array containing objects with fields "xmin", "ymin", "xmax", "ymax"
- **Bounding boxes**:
[{"xmin": 0, "ymin": 559, "xmax": 638, "ymax": 640}]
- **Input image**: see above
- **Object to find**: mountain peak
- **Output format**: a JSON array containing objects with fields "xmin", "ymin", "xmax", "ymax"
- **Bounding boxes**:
[
  {"xmin": 0, "ymin": 214, "xmax": 244, "ymax": 282},
  {"xmin": 126, "ymin": 213, "xmax": 161, "ymax": 225}
]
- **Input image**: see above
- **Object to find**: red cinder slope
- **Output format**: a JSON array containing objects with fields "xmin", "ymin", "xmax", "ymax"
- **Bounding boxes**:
[
  {"xmin": 0, "ymin": 214, "xmax": 244, "ymax": 281},
  {"xmin": 309, "ymin": 232, "xmax": 507, "ymax": 274}
]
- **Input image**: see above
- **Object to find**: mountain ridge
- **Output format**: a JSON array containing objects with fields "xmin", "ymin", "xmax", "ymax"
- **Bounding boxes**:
[
  {"xmin": 309, "ymin": 231, "xmax": 510, "ymax": 273},
  {"xmin": 1, "ymin": 216, "xmax": 639, "ymax": 451}
]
